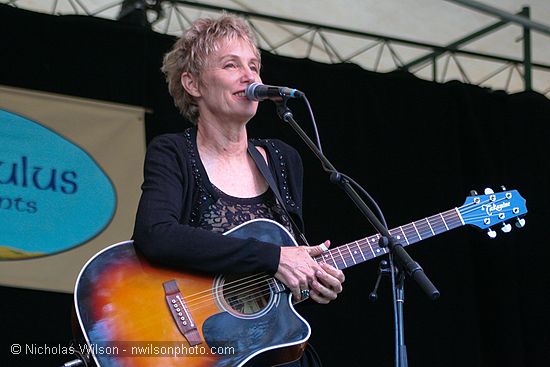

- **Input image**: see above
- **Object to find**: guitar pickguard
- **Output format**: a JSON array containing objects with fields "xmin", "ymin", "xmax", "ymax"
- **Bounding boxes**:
[{"xmin": 203, "ymin": 295, "xmax": 309, "ymax": 366}]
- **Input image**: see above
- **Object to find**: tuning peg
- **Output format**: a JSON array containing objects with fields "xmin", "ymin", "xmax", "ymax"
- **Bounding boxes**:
[
  {"xmin": 484, "ymin": 188, "xmax": 494, "ymax": 195},
  {"xmin": 515, "ymin": 218, "xmax": 526, "ymax": 228},
  {"xmin": 469, "ymin": 190, "xmax": 478, "ymax": 196},
  {"xmin": 501, "ymin": 223, "xmax": 512, "ymax": 233},
  {"xmin": 500, "ymin": 185, "xmax": 507, "ymax": 191},
  {"xmin": 487, "ymin": 229, "xmax": 497, "ymax": 239}
]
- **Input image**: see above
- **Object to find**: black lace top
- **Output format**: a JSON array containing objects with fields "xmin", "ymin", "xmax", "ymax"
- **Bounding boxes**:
[{"xmin": 197, "ymin": 184, "xmax": 294, "ymax": 235}]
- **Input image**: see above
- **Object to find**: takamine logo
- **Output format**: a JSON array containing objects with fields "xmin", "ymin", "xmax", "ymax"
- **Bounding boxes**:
[
  {"xmin": 0, "ymin": 109, "xmax": 116, "ymax": 260},
  {"xmin": 481, "ymin": 201, "xmax": 510, "ymax": 216}
]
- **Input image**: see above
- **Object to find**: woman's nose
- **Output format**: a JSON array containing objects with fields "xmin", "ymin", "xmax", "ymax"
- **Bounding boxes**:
[{"xmin": 241, "ymin": 66, "xmax": 257, "ymax": 83}]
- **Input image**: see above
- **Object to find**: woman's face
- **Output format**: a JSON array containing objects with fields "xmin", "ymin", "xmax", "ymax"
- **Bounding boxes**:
[{"xmin": 193, "ymin": 38, "xmax": 262, "ymax": 125}]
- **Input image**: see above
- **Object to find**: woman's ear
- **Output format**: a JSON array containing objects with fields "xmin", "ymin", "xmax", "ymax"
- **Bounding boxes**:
[{"xmin": 181, "ymin": 72, "xmax": 201, "ymax": 98}]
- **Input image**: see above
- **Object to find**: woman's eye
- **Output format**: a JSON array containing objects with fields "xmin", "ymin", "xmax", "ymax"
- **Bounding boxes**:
[{"xmin": 224, "ymin": 63, "xmax": 237, "ymax": 69}]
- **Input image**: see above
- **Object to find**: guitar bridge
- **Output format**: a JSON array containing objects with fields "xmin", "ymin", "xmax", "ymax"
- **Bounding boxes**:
[{"xmin": 163, "ymin": 280, "xmax": 202, "ymax": 346}]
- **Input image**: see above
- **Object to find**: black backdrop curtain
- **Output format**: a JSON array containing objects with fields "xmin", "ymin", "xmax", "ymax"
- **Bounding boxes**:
[{"xmin": 1, "ymin": 5, "xmax": 549, "ymax": 367}]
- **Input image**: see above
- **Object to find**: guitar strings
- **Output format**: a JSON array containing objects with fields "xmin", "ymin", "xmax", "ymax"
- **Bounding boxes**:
[
  {"xmin": 186, "ymin": 224, "xmax": 480, "ymax": 312},
  {"xmin": 103, "ymin": 198, "xmax": 518, "ymax": 325},
  {"xmin": 184, "ymin": 273, "xmax": 273, "ymax": 307},
  {"xmin": 185, "ymin": 276, "xmax": 281, "ymax": 312},
  {"xmin": 183, "ymin": 253, "xmax": 338, "ymax": 310},
  {"xmin": 183, "ymin": 272, "xmax": 273, "ymax": 305},
  {"xmin": 185, "ymin": 253, "xmax": 347, "ymax": 313},
  {"xmin": 183, "ymin": 196, "xmax": 516, "ymax": 312},
  {"xmin": 184, "ymin": 211, "xmax": 463, "ymax": 309},
  {"xmin": 185, "ymin": 205, "xmax": 464, "ymax": 304},
  {"xmin": 177, "ymin": 271, "xmax": 271, "ymax": 302},
  {"xmin": 186, "ymin": 271, "xmax": 333, "ymax": 314},
  {"xmin": 188, "ymin": 286, "xmax": 279, "ymax": 314}
]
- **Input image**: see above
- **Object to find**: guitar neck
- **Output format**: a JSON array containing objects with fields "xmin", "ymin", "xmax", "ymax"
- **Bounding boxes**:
[{"xmin": 314, "ymin": 208, "xmax": 464, "ymax": 270}]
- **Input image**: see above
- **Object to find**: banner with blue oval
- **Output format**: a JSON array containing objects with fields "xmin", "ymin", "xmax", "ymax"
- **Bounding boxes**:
[{"xmin": 0, "ymin": 109, "xmax": 116, "ymax": 259}]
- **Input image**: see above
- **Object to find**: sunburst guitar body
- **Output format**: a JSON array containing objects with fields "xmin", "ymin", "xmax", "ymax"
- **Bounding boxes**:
[{"xmin": 75, "ymin": 219, "xmax": 308, "ymax": 367}]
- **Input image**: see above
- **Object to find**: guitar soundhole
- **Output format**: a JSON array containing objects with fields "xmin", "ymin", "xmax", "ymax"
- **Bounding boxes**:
[{"xmin": 216, "ymin": 274, "xmax": 276, "ymax": 319}]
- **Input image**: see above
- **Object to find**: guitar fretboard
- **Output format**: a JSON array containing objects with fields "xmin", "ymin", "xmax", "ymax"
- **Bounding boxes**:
[{"xmin": 313, "ymin": 208, "xmax": 463, "ymax": 270}]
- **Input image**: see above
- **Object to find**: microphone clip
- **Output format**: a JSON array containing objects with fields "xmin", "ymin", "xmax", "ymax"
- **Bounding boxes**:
[
  {"xmin": 369, "ymin": 260, "xmax": 393, "ymax": 302},
  {"xmin": 274, "ymin": 96, "xmax": 294, "ymax": 123}
]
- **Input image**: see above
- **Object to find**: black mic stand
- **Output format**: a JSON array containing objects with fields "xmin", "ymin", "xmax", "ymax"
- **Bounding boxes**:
[{"xmin": 274, "ymin": 98, "xmax": 440, "ymax": 367}]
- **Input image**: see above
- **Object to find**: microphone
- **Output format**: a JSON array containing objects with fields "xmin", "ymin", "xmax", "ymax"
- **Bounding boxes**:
[{"xmin": 245, "ymin": 82, "xmax": 304, "ymax": 101}]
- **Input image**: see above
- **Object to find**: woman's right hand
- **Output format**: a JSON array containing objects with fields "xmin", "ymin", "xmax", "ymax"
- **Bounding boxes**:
[{"xmin": 275, "ymin": 241, "xmax": 344, "ymax": 304}]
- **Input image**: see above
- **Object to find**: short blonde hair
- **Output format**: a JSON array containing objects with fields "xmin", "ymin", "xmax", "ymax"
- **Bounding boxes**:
[{"xmin": 161, "ymin": 14, "xmax": 260, "ymax": 124}]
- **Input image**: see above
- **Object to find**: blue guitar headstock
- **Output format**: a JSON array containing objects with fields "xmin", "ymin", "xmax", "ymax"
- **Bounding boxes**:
[{"xmin": 459, "ymin": 188, "xmax": 527, "ymax": 238}]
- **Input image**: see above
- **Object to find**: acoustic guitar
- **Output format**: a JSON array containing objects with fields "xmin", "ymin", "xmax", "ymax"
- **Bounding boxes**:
[{"xmin": 74, "ymin": 189, "xmax": 526, "ymax": 366}]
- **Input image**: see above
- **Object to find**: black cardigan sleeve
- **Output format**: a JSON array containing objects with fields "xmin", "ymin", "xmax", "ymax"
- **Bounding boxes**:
[{"xmin": 132, "ymin": 134, "xmax": 281, "ymax": 275}]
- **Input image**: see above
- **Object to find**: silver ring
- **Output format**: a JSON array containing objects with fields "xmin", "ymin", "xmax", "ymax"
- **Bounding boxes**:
[{"xmin": 300, "ymin": 289, "xmax": 310, "ymax": 299}]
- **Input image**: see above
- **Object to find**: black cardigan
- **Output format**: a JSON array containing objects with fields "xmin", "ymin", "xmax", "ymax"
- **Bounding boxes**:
[{"xmin": 132, "ymin": 128, "xmax": 304, "ymax": 275}]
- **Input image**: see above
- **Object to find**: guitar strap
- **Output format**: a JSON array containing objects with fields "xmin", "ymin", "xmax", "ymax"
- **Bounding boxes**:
[{"xmin": 248, "ymin": 142, "xmax": 310, "ymax": 246}]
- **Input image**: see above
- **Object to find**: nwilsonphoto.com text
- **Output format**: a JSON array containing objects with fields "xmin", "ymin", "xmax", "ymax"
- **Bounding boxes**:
[{"xmin": 9, "ymin": 342, "xmax": 236, "ymax": 358}]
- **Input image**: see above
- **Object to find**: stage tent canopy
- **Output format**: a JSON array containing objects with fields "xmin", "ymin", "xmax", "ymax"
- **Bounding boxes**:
[{"xmin": 3, "ymin": 0, "xmax": 550, "ymax": 98}]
